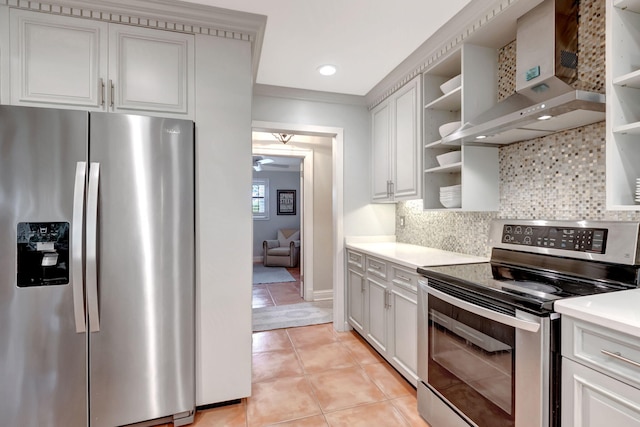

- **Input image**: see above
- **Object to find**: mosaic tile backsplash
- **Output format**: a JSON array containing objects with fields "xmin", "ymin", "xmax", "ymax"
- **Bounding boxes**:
[
  {"xmin": 398, "ymin": 122, "xmax": 640, "ymax": 257},
  {"xmin": 396, "ymin": 0, "xmax": 637, "ymax": 258}
]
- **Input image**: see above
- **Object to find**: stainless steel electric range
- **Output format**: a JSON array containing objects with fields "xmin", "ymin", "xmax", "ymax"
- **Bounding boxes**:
[{"xmin": 416, "ymin": 219, "xmax": 640, "ymax": 427}]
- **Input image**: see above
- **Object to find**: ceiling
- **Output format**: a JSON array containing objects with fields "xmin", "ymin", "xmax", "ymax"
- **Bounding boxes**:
[
  {"xmin": 253, "ymin": 155, "xmax": 302, "ymax": 172},
  {"xmin": 180, "ymin": 0, "xmax": 472, "ymax": 96}
]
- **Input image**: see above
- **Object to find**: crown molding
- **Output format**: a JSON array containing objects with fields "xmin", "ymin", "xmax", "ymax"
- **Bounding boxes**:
[
  {"xmin": 1, "ymin": 0, "xmax": 267, "ymax": 81},
  {"xmin": 254, "ymin": 84, "xmax": 367, "ymax": 107},
  {"xmin": 364, "ymin": 0, "xmax": 543, "ymax": 109}
]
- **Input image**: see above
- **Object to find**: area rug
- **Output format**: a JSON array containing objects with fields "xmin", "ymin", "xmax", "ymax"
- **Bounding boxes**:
[
  {"xmin": 252, "ymin": 264, "xmax": 295, "ymax": 285},
  {"xmin": 253, "ymin": 301, "xmax": 333, "ymax": 331}
]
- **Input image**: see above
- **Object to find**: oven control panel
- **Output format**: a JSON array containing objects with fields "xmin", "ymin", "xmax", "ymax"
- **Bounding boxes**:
[{"xmin": 501, "ymin": 224, "xmax": 607, "ymax": 253}]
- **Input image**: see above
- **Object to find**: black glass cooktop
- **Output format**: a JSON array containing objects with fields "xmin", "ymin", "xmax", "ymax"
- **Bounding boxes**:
[{"xmin": 417, "ymin": 249, "xmax": 639, "ymax": 316}]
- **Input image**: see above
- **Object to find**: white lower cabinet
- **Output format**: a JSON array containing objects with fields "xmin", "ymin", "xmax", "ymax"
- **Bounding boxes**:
[
  {"xmin": 366, "ymin": 275, "xmax": 389, "ymax": 354},
  {"xmin": 9, "ymin": 8, "xmax": 194, "ymax": 118},
  {"xmin": 347, "ymin": 268, "xmax": 365, "ymax": 335},
  {"xmin": 346, "ymin": 249, "xmax": 418, "ymax": 385},
  {"xmin": 563, "ymin": 358, "xmax": 640, "ymax": 426},
  {"xmin": 346, "ymin": 250, "xmax": 365, "ymax": 335},
  {"xmin": 387, "ymin": 272, "xmax": 418, "ymax": 384},
  {"xmin": 562, "ymin": 316, "xmax": 640, "ymax": 426}
]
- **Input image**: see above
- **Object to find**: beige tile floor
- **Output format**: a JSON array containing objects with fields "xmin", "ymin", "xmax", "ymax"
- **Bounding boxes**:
[
  {"xmin": 182, "ymin": 323, "xmax": 430, "ymax": 426},
  {"xmin": 252, "ymin": 266, "xmax": 305, "ymax": 308},
  {"xmin": 161, "ymin": 266, "xmax": 430, "ymax": 426}
]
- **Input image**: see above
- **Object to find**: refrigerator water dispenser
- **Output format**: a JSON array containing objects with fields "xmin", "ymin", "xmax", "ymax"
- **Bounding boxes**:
[{"xmin": 17, "ymin": 222, "xmax": 69, "ymax": 287}]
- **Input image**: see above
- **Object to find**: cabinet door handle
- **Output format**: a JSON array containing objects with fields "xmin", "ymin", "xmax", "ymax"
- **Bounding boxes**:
[
  {"xmin": 99, "ymin": 78, "xmax": 105, "ymax": 107},
  {"xmin": 109, "ymin": 79, "xmax": 115, "ymax": 108},
  {"xmin": 389, "ymin": 181, "xmax": 395, "ymax": 196},
  {"xmin": 601, "ymin": 349, "xmax": 640, "ymax": 369},
  {"xmin": 361, "ymin": 281, "xmax": 365, "ymax": 293}
]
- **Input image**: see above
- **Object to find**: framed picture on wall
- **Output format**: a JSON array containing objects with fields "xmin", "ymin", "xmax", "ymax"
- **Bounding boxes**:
[{"xmin": 277, "ymin": 190, "xmax": 296, "ymax": 215}]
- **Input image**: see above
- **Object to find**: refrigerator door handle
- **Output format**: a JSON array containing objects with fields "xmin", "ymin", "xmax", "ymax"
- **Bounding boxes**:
[
  {"xmin": 72, "ymin": 162, "xmax": 87, "ymax": 333},
  {"xmin": 87, "ymin": 162, "xmax": 101, "ymax": 332}
]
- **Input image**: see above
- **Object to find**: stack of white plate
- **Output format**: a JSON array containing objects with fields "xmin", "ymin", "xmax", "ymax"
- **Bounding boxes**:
[
  {"xmin": 440, "ymin": 184, "xmax": 461, "ymax": 208},
  {"xmin": 636, "ymin": 178, "xmax": 640, "ymax": 203}
]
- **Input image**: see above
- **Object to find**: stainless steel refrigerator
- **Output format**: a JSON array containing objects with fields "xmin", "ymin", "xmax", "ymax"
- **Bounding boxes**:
[{"xmin": 0, "ymin": 105, "xmax": 195, "ymax": 427}]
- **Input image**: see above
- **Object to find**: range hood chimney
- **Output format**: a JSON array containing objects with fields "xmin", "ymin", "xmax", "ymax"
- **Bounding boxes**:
[{"xmin": 442, "ymin": 0, "xmax": 605, "ymax": 146}]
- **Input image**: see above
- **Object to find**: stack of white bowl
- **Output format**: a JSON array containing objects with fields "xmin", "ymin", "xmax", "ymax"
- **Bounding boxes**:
[
  {"xmin": 636, "ymin": 178, "xmax": 640, "ymax": 203},
  {"xmin": 440, "ymin": 184, "xmax": 461, "ymax": 208}
]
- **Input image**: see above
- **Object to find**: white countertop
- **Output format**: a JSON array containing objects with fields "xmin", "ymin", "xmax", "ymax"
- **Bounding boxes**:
[
  {"xmin": 555, "ymin": 289, "xmax": 640, "ymax": 338},
  {"xmin": 345, "ymin": 241, "xmax": 488, "ymax": 270}
]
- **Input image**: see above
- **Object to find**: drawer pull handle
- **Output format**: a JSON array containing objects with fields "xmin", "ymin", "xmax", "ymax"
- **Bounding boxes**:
[
  {"xmin": 601, "ymin": 349, "xmax": 640, "ymax": 369},
  {"xmin": 370, "ymin": 264, "xmax": 381, "ymax": 270},
  {"xmin": 397, "ymin": 274, "xmax": 410, "ymax": 282}
]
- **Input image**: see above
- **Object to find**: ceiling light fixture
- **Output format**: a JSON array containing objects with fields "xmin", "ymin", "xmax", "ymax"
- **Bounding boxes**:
[
  {"xmin": 317, "ymin": 64, "xmax": 337, "ymax": 76},
  {"xmin": 476, "ymin": 135, "xmax": 487, "ymax": 139},
  {"xmin": 537, "ymin": 115, "xmax": 552, "ymax": 120},
  {"xmin": 272, "ymin": 133, "xmax": 294, "ymax": 144}
]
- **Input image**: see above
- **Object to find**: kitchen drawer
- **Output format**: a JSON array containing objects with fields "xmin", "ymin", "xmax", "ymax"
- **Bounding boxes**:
[
  {"xmin": 391, "ymin": 265, "xmax": 418, "ymax": 293},
  {"xmin": 347, "ymin": 250, "xmax": 364, "ymax": 272},
  {"xmin": 562, "ymin": 317, "xmax": 640, "ymax": 389},
  {"xmin": 367, "ymin": 256, "xmax": 387, "ymax": 280}
]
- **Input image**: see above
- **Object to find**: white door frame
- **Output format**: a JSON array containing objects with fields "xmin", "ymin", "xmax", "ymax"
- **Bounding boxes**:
[{"xmin": 252, "ymin": 120, "xmax": 345, "ymax": 331}]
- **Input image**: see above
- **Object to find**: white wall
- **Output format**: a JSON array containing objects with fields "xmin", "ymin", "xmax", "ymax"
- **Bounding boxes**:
[
  {"xmin": 252, "ymin": 170, "xmax": 301, "ymax": 258},
  {"xmin": 195, "ymin": 34, "xmax": 252, "ymax": 406},
  {"xmin": 252, "ymin": 94, "xmax": 395, "ymax": 237},
  {"xmin": 311, "ymin": 137, "xmax": 333, "ymax": 294}
]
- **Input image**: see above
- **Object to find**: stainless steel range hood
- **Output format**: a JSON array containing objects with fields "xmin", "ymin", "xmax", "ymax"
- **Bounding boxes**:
[{"xmin": 442, "ymin": 0, "xmax": 606, "ymax": 146}]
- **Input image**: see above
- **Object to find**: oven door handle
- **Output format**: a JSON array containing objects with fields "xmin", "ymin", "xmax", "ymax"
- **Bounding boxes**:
[{"xmin": 427, "ymin": 286, "xmax": 541, "ymax": 333}]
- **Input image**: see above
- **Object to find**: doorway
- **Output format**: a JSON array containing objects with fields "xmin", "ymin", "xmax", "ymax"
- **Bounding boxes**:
[
  {"xmin": 251, "ymin": 121, "xmax": 345, "ymax": 332},
  {"xmin": 251, "ymin": 153, "xmax": 305, "ymax": 307},
  {"xmin": 252, "ymin": 139, "xmax": 314, "ymax": 301}
]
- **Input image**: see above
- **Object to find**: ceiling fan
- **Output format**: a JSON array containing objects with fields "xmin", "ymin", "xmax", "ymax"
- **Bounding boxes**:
[{"xmin": 253, "ymin": 156, "xmax": 289, "ymax": 171}]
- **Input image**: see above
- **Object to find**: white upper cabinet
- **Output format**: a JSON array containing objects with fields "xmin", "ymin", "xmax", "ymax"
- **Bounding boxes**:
[
  {"xmin": 9, "ymin": 9, "xmax": 194, "ymax": 118},
  {"xmin": 109, "ymin": 24, "xmax": 193, "ymax": 116},
  {"xmin": 372, "ymin": 101, "xmax": 393, "ymax": 201},
  {"xmin": 10, "ymin": 10, "xmax": 108, "ymax": 109},
  {"xmin": 606, "ymin": 0, "xmax": 640, "ymax": 209},
  {"xmin": 371, "ymin": 75, "xmax": 422, "ymax": 202},
  {"xmin": 393, "ymin": 80, "xmax": 422, "ymax": 199}
]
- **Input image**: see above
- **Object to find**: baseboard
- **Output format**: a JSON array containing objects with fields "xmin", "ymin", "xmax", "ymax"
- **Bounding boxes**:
[
  {"xmin": 252, "ymin": 256, "xmax": 262, "ymax": 263},
  {"xmin": 313, "ymin": 290, "xmax": 333, "ymax": 301}
]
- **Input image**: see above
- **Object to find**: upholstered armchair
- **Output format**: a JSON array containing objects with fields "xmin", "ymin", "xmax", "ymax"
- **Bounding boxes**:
[{"xmin": 263, "ymin": 229, "xmax": 300, "ymax": 267}]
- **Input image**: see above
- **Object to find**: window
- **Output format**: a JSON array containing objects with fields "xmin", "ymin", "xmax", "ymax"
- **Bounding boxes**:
[{"xmin": 252, "ymin": 178, "xmax": 269, "ymax": 220}]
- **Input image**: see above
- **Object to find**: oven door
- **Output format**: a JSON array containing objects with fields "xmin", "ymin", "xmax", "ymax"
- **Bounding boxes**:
[{"xmin": 417, "ymin": 279, "xmax": 553, "ymax": 427}]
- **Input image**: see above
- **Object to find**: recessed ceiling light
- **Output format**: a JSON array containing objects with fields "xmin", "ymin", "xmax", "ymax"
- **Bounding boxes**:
[
  {"xmin": 538, "ymin": 115, "xmax": 552, "ymax": 120},
  {"xmin": 476, "ymin": 135, "xmax": 487, "ymax": 139},
  {"xmin": 317, "ymin": 64, "xmax": 337, "ymax": 76}
]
